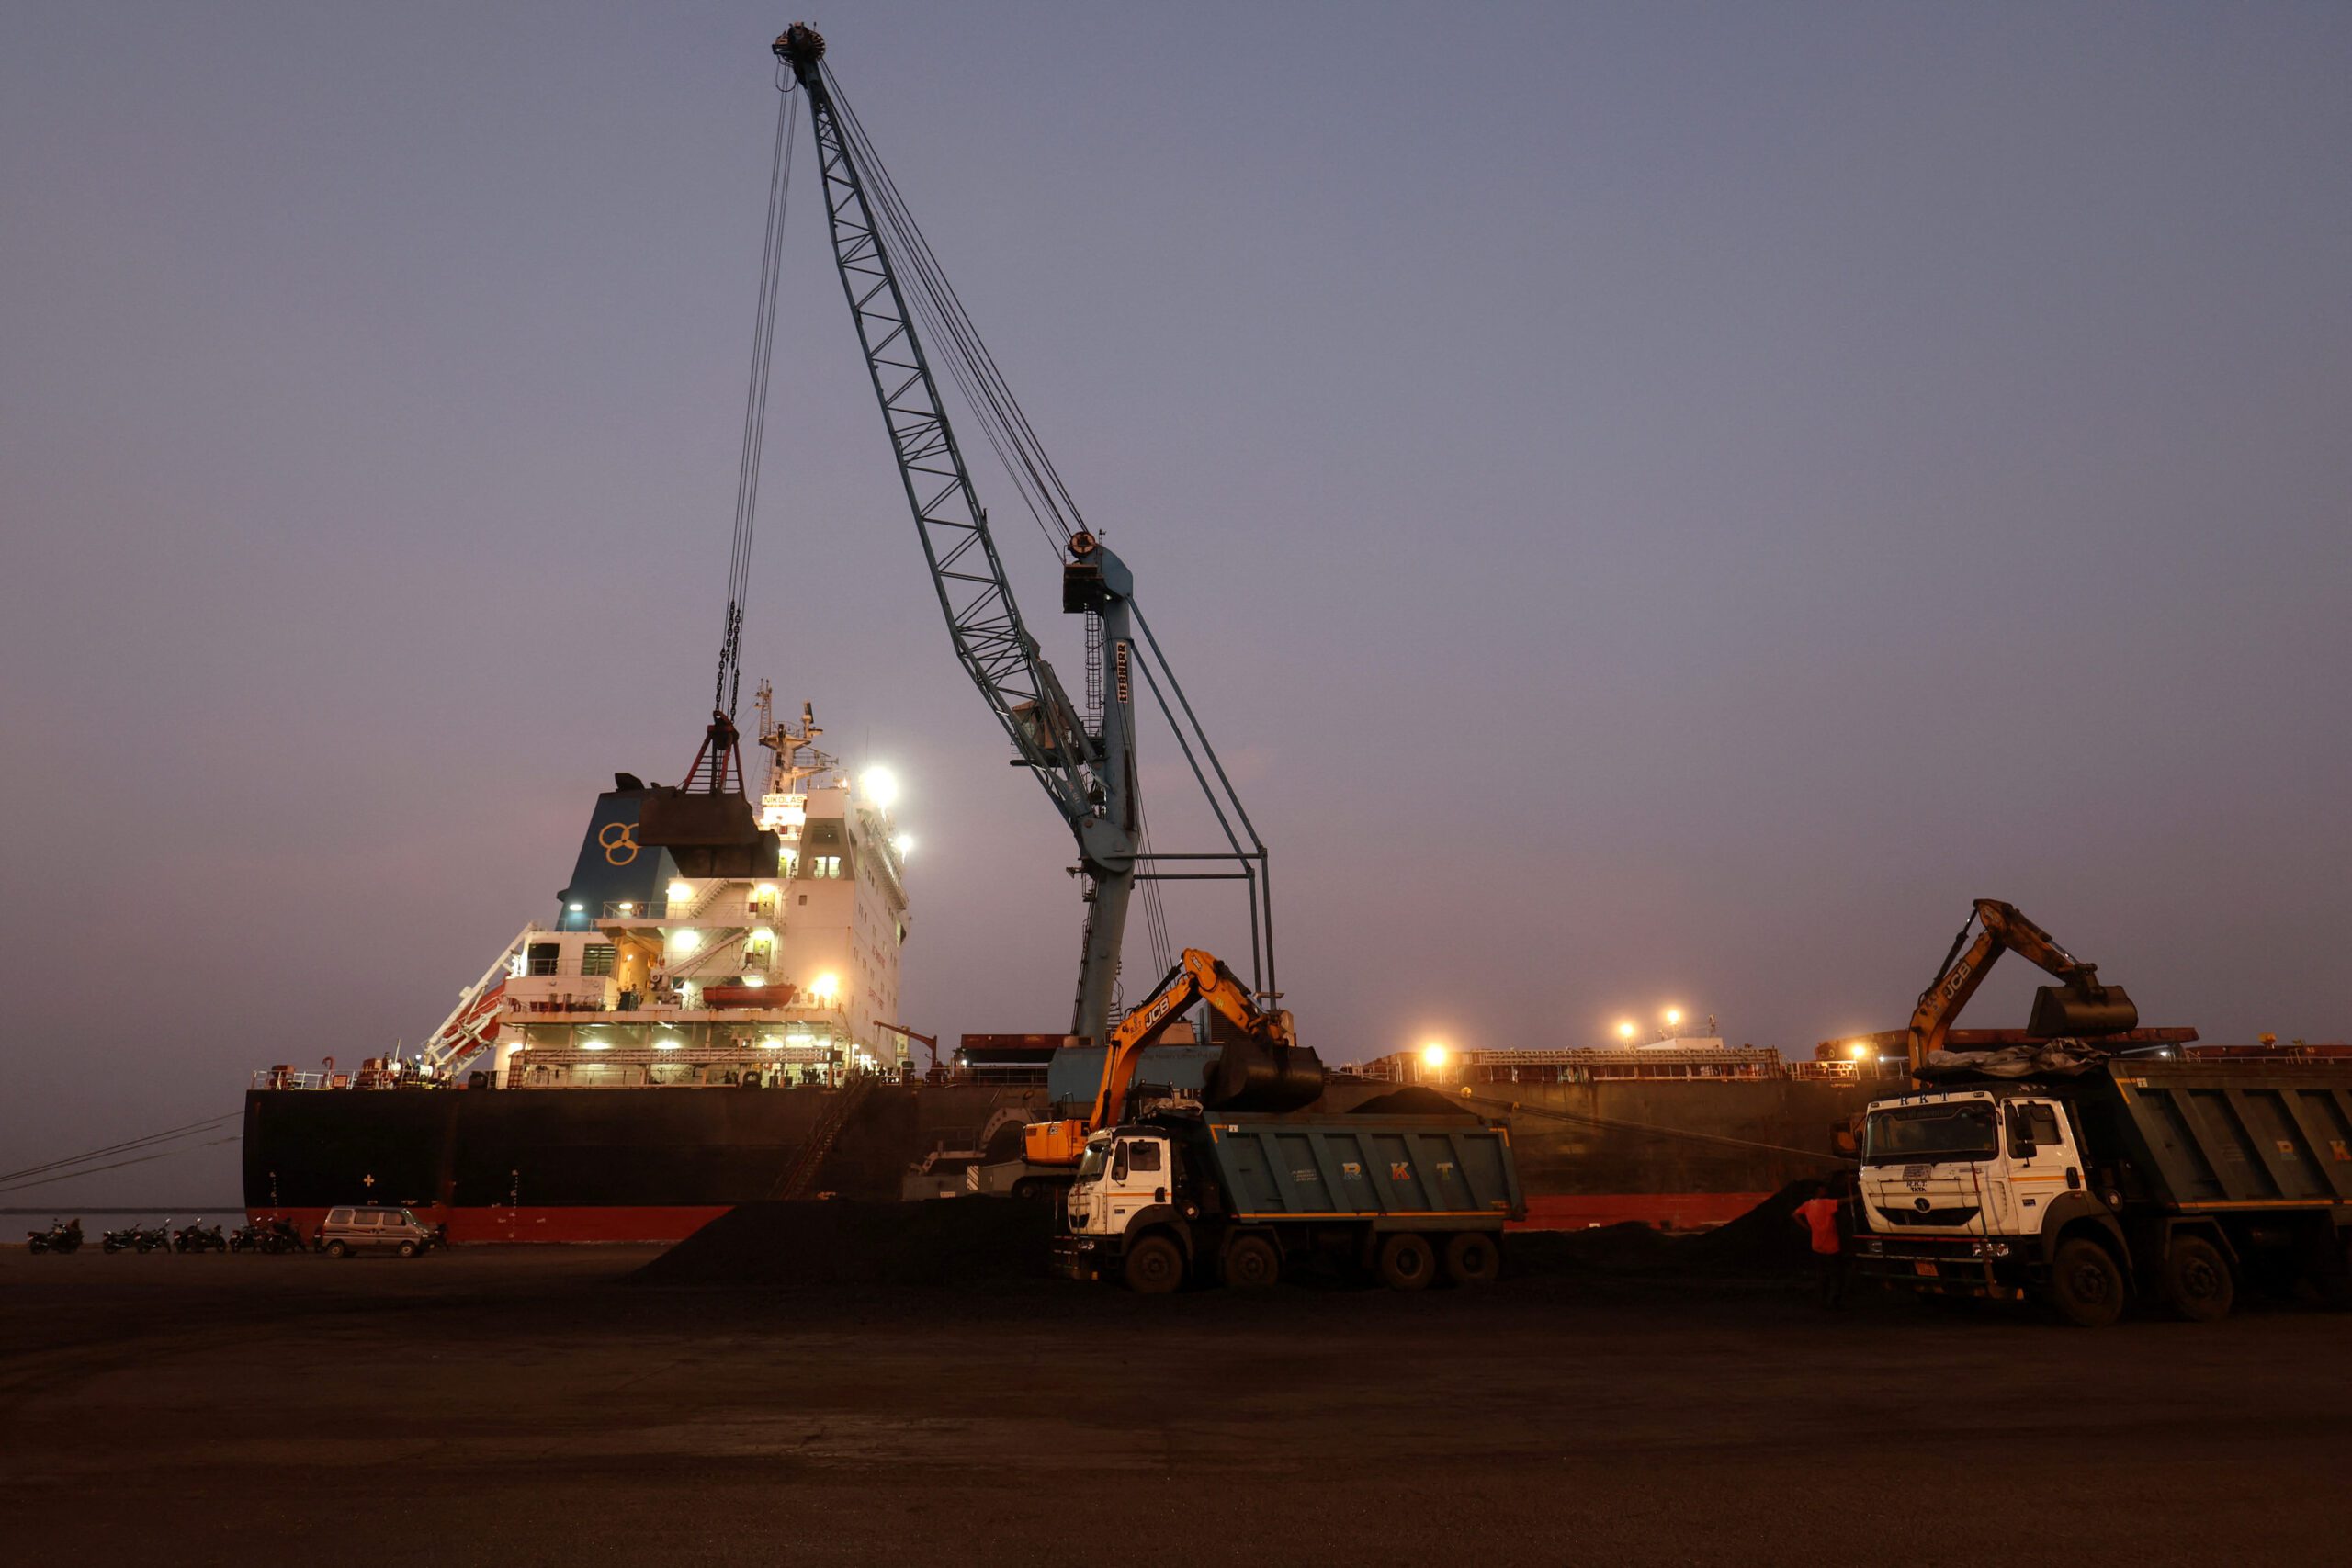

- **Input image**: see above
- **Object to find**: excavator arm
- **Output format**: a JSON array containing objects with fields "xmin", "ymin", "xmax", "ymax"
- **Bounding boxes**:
[
  {"xmin": 1906, "ymin": 898, "xmax": 2138, "ymax": 1069},
  {"xmin": 1023, "ymin": 949, "xmax": 1298, "ymax": 1166}
]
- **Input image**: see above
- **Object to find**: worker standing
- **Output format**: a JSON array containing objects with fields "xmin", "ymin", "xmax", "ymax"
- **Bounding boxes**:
[{"xmin": 1793, "ymin": 1174, "xmax": 1855, "ymax": 1308}]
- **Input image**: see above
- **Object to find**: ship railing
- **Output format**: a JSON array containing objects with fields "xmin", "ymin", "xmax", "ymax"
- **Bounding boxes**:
[
  {"xmin": 1789, "ymin": 1059, "xmax": 1907, "ymax": 1081},
  {"xmin": 599, "ymin": 900, "xmax": 669, "ymax": 919},
  {"xmin": 252, "ymin": 1069, "xmax": 330, "ymax": 1089}
]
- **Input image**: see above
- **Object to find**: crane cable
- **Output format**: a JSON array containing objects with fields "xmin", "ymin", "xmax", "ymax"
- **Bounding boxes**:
[{"xmin": 714, "ymin": 70, "xmax": 801, "ymax": 721}]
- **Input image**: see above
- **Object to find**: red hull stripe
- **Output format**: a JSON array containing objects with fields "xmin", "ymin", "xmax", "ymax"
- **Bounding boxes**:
[
  {"xmin": 1507, "ymin": 1192, "xmax": 1770, "ymax": 1233},
  {"xmin": 255, "ymin": 1193, "xmax": 1770, "ymax": 1245}
]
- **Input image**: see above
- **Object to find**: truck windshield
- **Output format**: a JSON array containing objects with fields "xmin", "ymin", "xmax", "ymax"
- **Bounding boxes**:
[
  {"xmin": 1864, "ymin": 1104, "xmax": 1999, "ymax": 1165},
  {"xmin": 1076, "ymin": 1145, "xmax": 1108, "ymax": 1179}
]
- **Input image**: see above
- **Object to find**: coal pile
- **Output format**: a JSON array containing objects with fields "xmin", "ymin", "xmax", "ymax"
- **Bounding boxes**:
[
  {"xmin": 1670, "ymin": 1179, "xmax": 1823, "ymax": 1274},
  {"xmin": 1346, "ymin": 1086, "xmax": 1479, "ymax": 1118},
  {"xmin": 1509, "ymin": 1180, "xmax": 1826, "ymax": 1280},
  {"xmin": 630, "ymin": 1197, "xmax": 1055, "ymax": 1289}
]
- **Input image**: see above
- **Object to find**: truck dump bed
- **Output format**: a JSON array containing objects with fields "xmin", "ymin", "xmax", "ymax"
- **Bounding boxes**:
[
  {"xmin": 2093, "ymin": 1061, "xmax": 2352, "ymax": 1213},
  {"xmin": 1194, "ymin": 1112, "xmax": 1524, "ymax": 1224}
]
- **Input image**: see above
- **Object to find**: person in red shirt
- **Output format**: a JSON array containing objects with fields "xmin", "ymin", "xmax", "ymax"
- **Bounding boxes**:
[{"xmin": 1793, "ymin": 1171, "xmax": 1857, "ymax": 1307}]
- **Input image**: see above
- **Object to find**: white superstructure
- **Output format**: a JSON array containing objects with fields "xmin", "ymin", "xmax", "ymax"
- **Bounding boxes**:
[{"xmin": 473, "ymin": 693, "xmax": 910, "ymax": 1089}]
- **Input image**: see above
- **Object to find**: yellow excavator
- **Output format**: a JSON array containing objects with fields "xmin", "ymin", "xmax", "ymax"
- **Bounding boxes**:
[
  {"xmin": 1023, "ymin": 949, "xmax": 1314, "ymax": 1167},
  {"xmin": 1905, "ymin": 898, "xmax": 2139, "ymax": 1071}
]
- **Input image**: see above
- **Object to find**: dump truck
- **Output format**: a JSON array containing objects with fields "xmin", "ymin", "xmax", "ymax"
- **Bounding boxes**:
[
  {"xmin": 1052, "ymin": 1109, "xmax": 1524, "ymax": 1293},
  {"xmin": 1854, "ymin": 1052, "xmax": 2352, "ymax": 1325}
]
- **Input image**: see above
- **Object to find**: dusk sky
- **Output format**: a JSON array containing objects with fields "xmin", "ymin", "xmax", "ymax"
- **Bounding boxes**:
[{"xmin": 4, "ymin": 3, "xmax": 2347, "ymax": 1204}]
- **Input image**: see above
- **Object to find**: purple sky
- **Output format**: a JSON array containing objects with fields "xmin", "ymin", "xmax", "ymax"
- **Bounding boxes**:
[{"xmin": 5, "ymin": 4, "xmax": 2347, "ymax": 1204}]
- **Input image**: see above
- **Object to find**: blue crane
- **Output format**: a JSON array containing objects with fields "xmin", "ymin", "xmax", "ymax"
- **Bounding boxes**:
[{"xmin": 772, "ymin": 24, "xmax": 1272, "ymax": 1046}]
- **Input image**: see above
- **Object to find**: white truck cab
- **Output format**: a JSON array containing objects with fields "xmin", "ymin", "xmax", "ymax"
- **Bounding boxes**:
[
  {"xmin": 1065, "ymin": 1130, "xmax": 1174, "ymax": 1241},
  {"xmin": 1859, "ymin": 1089, "xmax": 2086, "ymax": 1245},
  {"xmin": 1854, "ymin": 1087, "xmax": 2133, "ymax": 1324}
]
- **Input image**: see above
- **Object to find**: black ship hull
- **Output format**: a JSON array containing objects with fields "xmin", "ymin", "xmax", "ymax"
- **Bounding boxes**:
[{"xmin": 245, "ymin": 1074, "xmax": 1883, "ymax": 1241}]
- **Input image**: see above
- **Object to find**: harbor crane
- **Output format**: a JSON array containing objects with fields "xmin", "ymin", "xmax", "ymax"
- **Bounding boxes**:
[{"xmin": 771, "ymin": 24, "xmax": 1275, "ymax": 1047}]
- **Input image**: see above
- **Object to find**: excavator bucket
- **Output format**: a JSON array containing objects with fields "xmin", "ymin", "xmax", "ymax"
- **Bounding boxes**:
[
  {"xmin": 1201, "ymin": 1042, "xmax": 1326, "ymax": 1112},
  {"xmin": 2028, "ymin": 982, "xmax": 2139, "ymax": 1038}
]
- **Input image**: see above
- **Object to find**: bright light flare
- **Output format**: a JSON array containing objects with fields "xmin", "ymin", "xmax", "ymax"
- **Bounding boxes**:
[
  {"xmin": 811, "ymin": 972, "xmax": 841, "ymax": 1004},
  {"xmin": 893, "ymin": 833, "xmax": 915, "ymax": 859},
  {"xmin": 1662, "ymin": 1007, "xmax": 1684, "ymax": 1030},
  {"xmin": 1419, "ymin": 1041, "xmax": 1450, "ymax": 1069},
  {"xmin": 861, "ymin": 767, "xmax": 899, "ymax": 812},
  {"xmin": 1615, "ymin": 1020, "xmax": 1639, "ymax": 1042}
]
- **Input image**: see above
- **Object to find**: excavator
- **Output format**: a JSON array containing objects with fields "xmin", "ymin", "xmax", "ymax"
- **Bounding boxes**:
[
  {"xmin": 1905, "ymin": 898, "xmax": 2140, "ymax": 1072},
  {"xmin": 1023, "ymin": 949, "xmax": 1322, "ymax": 1167}
]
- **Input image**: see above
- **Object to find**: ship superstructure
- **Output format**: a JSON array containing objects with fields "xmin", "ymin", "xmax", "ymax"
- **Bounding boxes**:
[{"xmin": 488, "ymin": 689, "xmax": 907, "ymax": 1090}]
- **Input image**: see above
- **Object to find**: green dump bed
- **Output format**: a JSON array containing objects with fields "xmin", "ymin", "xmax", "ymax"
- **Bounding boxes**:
[
  {"xmin": 1186, "ymin": 1112, "xmax": 1524, "ymax": 1226},
  {"xmin": 2091, "ymin": 1062, "xmax": 2352, "ymax": 1214}
]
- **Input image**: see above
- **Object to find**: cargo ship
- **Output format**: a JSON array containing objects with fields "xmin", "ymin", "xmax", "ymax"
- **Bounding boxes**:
[{"xmin": 242, "ymin": 702, "xmax": 1917, "ymax": 1239}]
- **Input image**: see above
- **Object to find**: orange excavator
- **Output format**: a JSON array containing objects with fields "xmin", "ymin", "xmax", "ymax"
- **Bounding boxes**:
[
  {"xmin": 1905, "ymin": 898, "xmax": 2139, "ymax": 1071},
  {"xmin": 1022, "ymin": 949, "xmax": 1318, "ymax": 1168}
]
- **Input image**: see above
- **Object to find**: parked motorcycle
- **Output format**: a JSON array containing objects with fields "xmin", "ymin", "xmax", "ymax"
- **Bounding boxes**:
[
  {"xmin": 27, "ymin": 1218, "xmax": 84, "ymax": 1254},
  {"xmin": 100, "ymin": 1221, "xmax": 144, "ymax": 1254},
  {"xmin": 230, "ymin": 1217, "xmax": 308, "ymax": 1254},
  {"xmin": 135, "ymin": 1218, "xmax": 173, "ymax": 1254},
  {"xmin": 173, "ymin": 1218, "xmax": 228, "ymax": 1254}
]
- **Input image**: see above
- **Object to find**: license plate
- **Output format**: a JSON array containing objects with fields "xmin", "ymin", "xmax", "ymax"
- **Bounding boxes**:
[{"xmin": 1912, "ymin": 1261, "xmax": 1938, "ymax": 1278}]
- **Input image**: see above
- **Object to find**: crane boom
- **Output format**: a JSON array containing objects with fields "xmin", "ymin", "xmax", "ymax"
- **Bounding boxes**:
[{"xmin": 775, "ymin": 23, "xmax": 1140, "ymax": 1042}]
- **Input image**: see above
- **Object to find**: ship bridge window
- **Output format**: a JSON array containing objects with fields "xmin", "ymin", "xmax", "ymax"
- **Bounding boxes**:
[
  {"xmin": 527, "ymin": 942, "xmax": 560, "ymax": 977},
  {"xmin": 581, "ymin": 943, "xmax": 616, "ymax": 977}
]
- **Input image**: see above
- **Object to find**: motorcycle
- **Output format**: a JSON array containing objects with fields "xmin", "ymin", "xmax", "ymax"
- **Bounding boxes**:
[
  {"xmin": 173, "ymin": 1218, "xmax": 228, "ymax": 1254},
  {"xmin": 135, "ymin": 1218, "xmax": 173, "ymax": 1254},
  {"xmin": 27, "ymin": 1218, "xmax": 83, "ymax": 1254},
  {"xmin": 100, "ymin": 1221, "xmax": 144, "ymax": 1254},
  {"xmin": 230, "ymin": 1217, "xmax": 307, "ymax": 1254}
]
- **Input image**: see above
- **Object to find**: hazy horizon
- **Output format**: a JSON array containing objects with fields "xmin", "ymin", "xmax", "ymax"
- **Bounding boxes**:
[{"xmin": 5, "ymin": 3, "xmax": 2346, "ymax": 1204}]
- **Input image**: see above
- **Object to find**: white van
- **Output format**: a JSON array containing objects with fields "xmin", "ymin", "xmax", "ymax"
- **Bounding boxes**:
[{"xmin": 318, "ymin": 1206, "xmax": 437, "ymax": 1258}]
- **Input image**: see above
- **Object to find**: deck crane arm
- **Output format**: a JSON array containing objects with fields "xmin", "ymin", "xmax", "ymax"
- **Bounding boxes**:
[
  {"xmin": 1906, "ymin": 898, "xmax": 2139, "ymax": 1070},
  {"xmin": 773, "ymin": 24, "xmax": 1140, "ymax": 1044},
  {"xmin": 1023, "ymin": 948, "xmax": 1297, "ymax": 1167}
]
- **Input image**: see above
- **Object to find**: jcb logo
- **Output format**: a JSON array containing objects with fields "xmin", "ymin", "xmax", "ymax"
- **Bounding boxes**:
[{"xmin": 599, "ymin": 821, "xmax": 640, "ymax": 865}]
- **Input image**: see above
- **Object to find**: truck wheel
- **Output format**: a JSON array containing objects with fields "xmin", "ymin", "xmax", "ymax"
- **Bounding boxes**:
[
  {"xmin": 1374, "ymin": 1234, "xmax": 1435, "ymax": 1292},
  {"xmin": 1012, "ymin": 1179, "xmax": 1041, "ymax": 1202},
  {"xmin": 2161, "ymin": 1235, "xmax": 2233, "ymax": 1323},
  {"xmin": 2321, "ymin": 1231, "xmax": 2352, "ymax": 1311},
  {"xmin": 1123, "ymin": 1235, "xmax": 1184, "ymax": 1295},
  {"xmin": 2048, "ymin": 1238, "xmax": 2126, "ymax": 1327},
  {"xmin": 1442, "ymin": 1232, "xmax": 1500, "ymax": 1287},
  {"xmin": 1221, "ymin": 1235, "xmax": 1280, "ymax": 1291},
  {"xmin": 396, "ymin": 1241, "xmax": 419, "ymax": 1259}
]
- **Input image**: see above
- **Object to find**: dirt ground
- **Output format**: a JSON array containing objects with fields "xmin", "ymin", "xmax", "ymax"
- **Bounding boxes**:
[{"xmin": 3, "ymin": 1244, "xmax": 2348, "ymax": 1567}]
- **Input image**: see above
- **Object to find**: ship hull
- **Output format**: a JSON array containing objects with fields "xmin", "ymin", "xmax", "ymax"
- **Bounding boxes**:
[{"xmin": 245, "ymin": 1076, "xmax": 1884, "ymax": 1242}]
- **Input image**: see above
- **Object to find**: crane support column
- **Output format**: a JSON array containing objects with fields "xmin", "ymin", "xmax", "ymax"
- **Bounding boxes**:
[{"xmin": 1066, "ymin": 533, "xmax": 1138, "ymax": 1043}]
